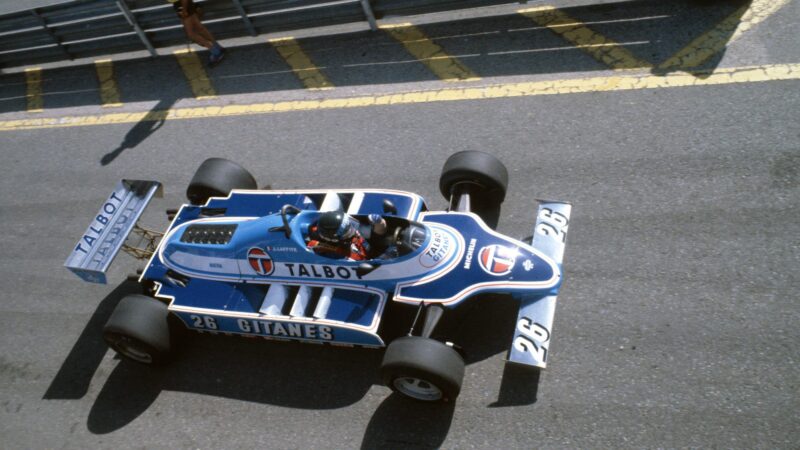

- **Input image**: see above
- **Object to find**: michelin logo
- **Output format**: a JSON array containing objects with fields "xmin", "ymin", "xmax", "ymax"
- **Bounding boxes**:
[{"xmin": 463, "ymin": 238, "xmax": 477, "ymax": 269}]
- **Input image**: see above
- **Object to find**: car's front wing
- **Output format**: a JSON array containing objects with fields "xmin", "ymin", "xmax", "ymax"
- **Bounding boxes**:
[{"xmin": 507, "ymin": 200, "xmax": 572, "ymax": 369}]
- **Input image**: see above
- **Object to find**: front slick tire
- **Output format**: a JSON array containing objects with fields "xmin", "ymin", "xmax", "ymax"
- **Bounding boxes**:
[
  {"xmin": 380, "ymin": 336, "xmax": 465, "ymax": 402},
  {"xmin": 439, "ymin": 150, "xmax": 509, "ymax": 204},
  {"xmin": 103, "ymin": 294, "xmax": 172, "ymax": 365}
]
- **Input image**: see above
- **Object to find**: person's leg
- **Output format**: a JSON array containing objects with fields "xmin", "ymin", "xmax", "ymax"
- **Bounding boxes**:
[
  {"xmin": 178, "ymin": 6, "xmax": 224, "ymax": 64},
  {"xmin": 181, "ymin": 15, "xmax": 213, "ymax": 49},
  {"xmin": 191, "ymin": 16, "xmax": 217, "ymax": 46}
]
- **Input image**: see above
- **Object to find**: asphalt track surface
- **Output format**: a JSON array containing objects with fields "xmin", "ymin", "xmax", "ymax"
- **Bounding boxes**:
[{"xmin": 1, "ymin": 1, "xmax": 798, "ymax": 448}]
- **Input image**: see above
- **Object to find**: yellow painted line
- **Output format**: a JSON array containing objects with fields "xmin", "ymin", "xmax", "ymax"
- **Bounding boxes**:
[
  {"xmin": 659, "ymin": 0, "xmax": 790, "ymax": 71},
  {"xmin": 2, "ymin": 63, "xmax": 798, "ymax": 132},
  {"xmin": 173, "ymin": 49, "xmax": 217, "ymax": 99},
  {"xmin": 381, "ymin": 23, "xmax": 480, "ymax": 82},
  {"xmin": 519, "ymin": 6, "xmax": 652, "ymax": 70},
  {"xmin": 25, "ymin": 68, "xmax": 44, "ymax": 113},
  {"xmin": 94, "ymin": 59, "xmax": 123, "ymax": 107},
  {"xmin": 269, "ymin": 37, "xmax": 333, "ymax": 90}
]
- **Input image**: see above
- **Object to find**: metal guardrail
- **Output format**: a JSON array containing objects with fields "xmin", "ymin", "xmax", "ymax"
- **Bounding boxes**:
[{"xmin": 0, "ymin": 0, "xmax": 520, "ymax": 68}]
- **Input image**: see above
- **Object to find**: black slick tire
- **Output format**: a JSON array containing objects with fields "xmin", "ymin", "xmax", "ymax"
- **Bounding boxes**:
[
  {"xmin": 103, "ymin": 294, "xmax": 172, "ymax": 365},
  {"xmin": 439, "ymin": 150, "xmax": 509, "ymax": 204},
  {"xmin": 380, "ymin": 336, "xmax": 465, "ymax": 402},
  {"xmin": 186, "ymin": 157, "xmax": 257, "ymax": 205}
]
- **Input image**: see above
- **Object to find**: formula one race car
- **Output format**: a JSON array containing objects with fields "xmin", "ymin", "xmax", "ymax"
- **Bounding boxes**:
[{"xmin": 65, "ymin": 151, "xmax": 571, "ymax": 402}]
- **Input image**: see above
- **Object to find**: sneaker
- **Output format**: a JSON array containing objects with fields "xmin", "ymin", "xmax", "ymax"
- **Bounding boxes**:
[{"xmin": 208, "ymin": 46, "xmax": 225, "ymax": 67}]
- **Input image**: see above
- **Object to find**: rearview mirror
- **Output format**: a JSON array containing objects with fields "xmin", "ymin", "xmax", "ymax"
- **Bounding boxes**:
[{"xmin": 383, "ymin": 199, "xmax": 397, "ymax": 215}]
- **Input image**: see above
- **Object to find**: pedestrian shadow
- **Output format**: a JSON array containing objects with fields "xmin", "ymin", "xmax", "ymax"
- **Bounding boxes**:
[{"xmin": 100, "ymin": 97, "xmax": 176, "ymax": 166}]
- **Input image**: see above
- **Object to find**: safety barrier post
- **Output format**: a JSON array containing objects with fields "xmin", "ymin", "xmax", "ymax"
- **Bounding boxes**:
[
  {"xmin": 30, "ymin": 8, "xmax": 72, "ymax": 60},
  {"xmin": 230, "ymin": 0, "xmax": 257, "ymax": 36},
  {"xmin": 116, "ymin": 0, "xmax": 157, "ymax": 57},
  {"xmin": 360, "ymin": 0, "xmax": 377, "ymax": 31}
]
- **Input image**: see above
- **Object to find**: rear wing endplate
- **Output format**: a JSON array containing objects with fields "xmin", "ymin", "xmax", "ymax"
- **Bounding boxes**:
[
  {"xmin": 507, "ymin": 200, "xmax": 571, "ymax": 368},
  {"xmin": 64, "ymin": 180, "xmax": 162, "ymax": 284}
]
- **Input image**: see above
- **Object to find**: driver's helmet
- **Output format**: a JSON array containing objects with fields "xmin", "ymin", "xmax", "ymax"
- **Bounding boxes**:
[{"xmin": 318, "ymin": 211, "xmax": 359, "ymax": 243}]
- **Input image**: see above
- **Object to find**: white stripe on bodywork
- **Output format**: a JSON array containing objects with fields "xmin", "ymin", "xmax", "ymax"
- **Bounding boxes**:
[
  {"xmin": 260, "ymin": 284, "xmax": 288, "ymax": 316},
  {"xmin": 313, "ymin": 286, "xmax": 334, "ymax": 319},
  {"xmin": 290, "ymin": 285, "xmax": 312, "ymax": 317},
  {"xmin": 347, "ymin": 192, "xmax": 365, "ymax": 214},
  {"xmin": 319, "ymin": 191, "xmax": 342, "ymax": 212}
]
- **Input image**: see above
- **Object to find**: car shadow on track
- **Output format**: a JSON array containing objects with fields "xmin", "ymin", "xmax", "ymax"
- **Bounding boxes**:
[
  {"xmin": 361, "ymin": 393, "xmax": 456, "ymax": 450},
  {"xmin": 43, "ymin": 279, "xmax": 142, "ymax": 400},
  {"xmin": 46, "ymin": 280, "xmax": 539, "ymax": 436},
  {"xmin": 85, "ymin": 331, "xmax": 382, "ymax": 433}
]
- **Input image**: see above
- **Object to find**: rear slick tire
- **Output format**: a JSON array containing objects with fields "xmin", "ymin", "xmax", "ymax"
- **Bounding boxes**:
[
  {"xmin": 186, "ymin": 157, "xmax": 257, "ymax": 205},
  {"xmin": 103, "ymin": 294, "xmax": 172, "ymax": 365}
]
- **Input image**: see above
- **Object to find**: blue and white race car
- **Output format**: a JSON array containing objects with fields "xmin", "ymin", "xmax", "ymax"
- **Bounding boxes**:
[{"xmin": 65, "ymin": 152, "xmax": 571, "ymax": 402}]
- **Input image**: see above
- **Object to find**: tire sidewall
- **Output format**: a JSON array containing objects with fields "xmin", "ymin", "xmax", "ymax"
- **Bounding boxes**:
[
  {"xmin": 103, "ymin": 330, "xmax": 163, "ymax": 365},
  {"xmin": 382, "ymin": 363, "xmax": 460, "ymax": 402},
  {"xmin": 103, "ymin": 294, "xmax": 172, "ymax": 365},
  {"xmin": 380, "ymin": 336, "xmax": 465, "ymax": 402}
]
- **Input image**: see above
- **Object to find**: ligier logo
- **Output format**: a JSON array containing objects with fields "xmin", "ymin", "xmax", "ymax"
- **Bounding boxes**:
[
  {"xmin": 247, "ymin": 247, "xmax": 274, "ymax": 276},
  {"xmin": 478, "ymin": 245, "xmax": 516, "ymax": 276}
]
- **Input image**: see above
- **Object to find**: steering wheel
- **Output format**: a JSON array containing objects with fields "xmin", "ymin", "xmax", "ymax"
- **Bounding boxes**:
[
  {"xmin": 393, "ymin": 225, "xmax": 404, "ymax": 246},
  {"xmin": 393, "ymin": 225, "xmax": 417, "ymax": 254}
]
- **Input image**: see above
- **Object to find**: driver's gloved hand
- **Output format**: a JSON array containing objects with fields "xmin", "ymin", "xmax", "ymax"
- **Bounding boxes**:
[{"xmin": 368, "ymin": 213, "xmax": 387, "ymax": 236}]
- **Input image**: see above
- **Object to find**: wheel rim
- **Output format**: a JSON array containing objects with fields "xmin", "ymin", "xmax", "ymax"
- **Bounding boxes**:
[
  {"xmin": 108, "ymin": 334, "xmax": 153, "ymax": 364},
  {"xmin": 393, "ymin": 376, "xmax": 443, "ymax": 401}
]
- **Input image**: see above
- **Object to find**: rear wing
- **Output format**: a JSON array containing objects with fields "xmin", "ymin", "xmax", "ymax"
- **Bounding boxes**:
[
  {"xmin": 507, "ymin": 200, "xmax": 572, "ymax": 369},
  {"xmin": 64, "ymin": 180, "xmax": 162, "ymax": 284}
]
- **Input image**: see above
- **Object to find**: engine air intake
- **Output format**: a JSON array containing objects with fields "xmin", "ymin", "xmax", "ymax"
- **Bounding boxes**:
[{"xmin": 180, "ymin": 224, "xmax": 237, "ymax": 245}]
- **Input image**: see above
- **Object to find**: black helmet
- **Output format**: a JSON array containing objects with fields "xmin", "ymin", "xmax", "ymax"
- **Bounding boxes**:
[{"xmin": 318, "ymin": 211, "xmax": 357, "ymax": 242}]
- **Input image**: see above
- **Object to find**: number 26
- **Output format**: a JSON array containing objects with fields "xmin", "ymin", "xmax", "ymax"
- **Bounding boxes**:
[
  {"xmin": 536, "ymin": 208, "xmax": 568, "ymax": 243},
  {"xmin": 513, "ymin": 318, "xmax": 550, "ymax": 363},
  {"xmin": 190, "ymin": 315, "xmax": 218, "ymax": 330}
]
